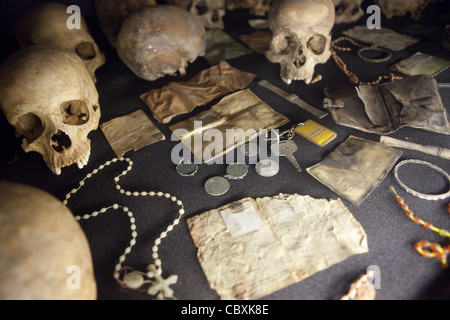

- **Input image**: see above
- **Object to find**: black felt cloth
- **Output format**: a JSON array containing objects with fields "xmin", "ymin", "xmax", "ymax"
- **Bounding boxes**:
[{"xmin": 0, "ymin": 0, "xmax": 449, "ymax": 301}]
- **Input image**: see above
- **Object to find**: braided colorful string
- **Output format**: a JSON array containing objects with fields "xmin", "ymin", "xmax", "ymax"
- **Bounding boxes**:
[{"xmin": 389, "ymin": 186, "xmax": 450, "ymax": 268}]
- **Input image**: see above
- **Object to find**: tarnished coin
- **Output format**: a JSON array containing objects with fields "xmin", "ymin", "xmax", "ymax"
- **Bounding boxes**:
[
  {"xmin": 226, "ymin": 163, "xmax": 248, "ymax": 180},
  {"xmin": 205, "ymin": 176, "xmax": 230, "ymax": 196},
  {"xmin": 255, "ymin": 159, "xmax": 279, "ymax": 177},
  {"xmin": 239, "ymin": 142, "xmax": 259, "ymax": 157},
  {"xmin": 176, "ymin": 163, "xmax": 198, "ymax": 176}
]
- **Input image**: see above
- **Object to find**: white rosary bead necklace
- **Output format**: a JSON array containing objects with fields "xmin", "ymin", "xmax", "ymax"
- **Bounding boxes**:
[{"xmin": 63, "ymin": 156, "xmax": 185, "ymax": 299}]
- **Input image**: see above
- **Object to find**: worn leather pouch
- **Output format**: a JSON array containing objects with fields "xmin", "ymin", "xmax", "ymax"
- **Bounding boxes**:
[{"xmin": 323, "ymin": 75, "xmax": 450, "ymax": 135}]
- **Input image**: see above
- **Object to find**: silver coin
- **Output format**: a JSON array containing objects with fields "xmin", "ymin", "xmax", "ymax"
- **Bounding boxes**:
[
  {"xmin": 205, "ymin": 176, "xmax": 230, "ymax": 196},
  {"xmin": 176, "ymin": 163, "xmax": 198, "ymax": 176},
  {"xmin": 255, "ymin": 159, "xmax": 279, "ymax": 177},
  {"xmin": 239, "ymin": 142, "xmax": 259, "ymax": 157},
  {"xmin": 226, "ymin": 163, "xmax": 248, "ymax": 179}
]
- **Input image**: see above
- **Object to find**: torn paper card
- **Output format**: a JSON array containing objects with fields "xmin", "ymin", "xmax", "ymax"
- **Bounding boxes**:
[
  {"xmin": 307, "ymin": 136, "xmax": 402, "ymax": 206},
  {"xmin": 169, "ymin": 89, "xmax": 289, "ymax": 163},
  {"xmin": 100, "ymin": 109, "xmax": 165, "ymax": 157},
  {"xmin": 390, "ymin": 52, "xmax": 450, "ymax": 77},
  {"xmin": 140, "ymin": 61, "xmax": 255, "ymax": 124},
  {"xmin": 343, "ymin": 26, "xmax": 420, "ymax": 51},
  {"xmin": 187, "ymin": 194, "xmax": 368, "ymax": 300},
  {"xmin": 204, "ymin": 29, "xmax": 254, "ymax": 65}
]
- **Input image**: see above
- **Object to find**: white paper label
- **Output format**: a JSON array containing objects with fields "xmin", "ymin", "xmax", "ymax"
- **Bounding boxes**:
[{"xmin": 220, "ymin": 201, "xmax": 265, "ymax": 236}]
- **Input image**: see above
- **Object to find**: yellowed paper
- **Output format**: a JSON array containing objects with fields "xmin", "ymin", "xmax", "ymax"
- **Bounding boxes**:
[
  {"xmin": 188, "ymin": 194, "xmax": 368, "ymax": 300},
  {"xmin": 307, "ymin": 136, "xmax": 402, "ymax": 206},
  {"xmin": 100, "ymin": 109, "xmax": 165, "ymax": 157},
  {"xmin": 343, "ymin": 26, "xmax": 420, "ymax": 51},
  {"xmin": 390, "ymin": 52, "xmax": 450, "ymax": 77},
  {"xmin": 169, "ymin": 89, "xmax": 289, "ymax": 163}
]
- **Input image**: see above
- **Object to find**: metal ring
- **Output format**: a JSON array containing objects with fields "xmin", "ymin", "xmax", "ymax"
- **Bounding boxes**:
[
  {"xmin": 357, "ymin": 47, "xmax": 392, "ymax": 63},
  {"xmin": 394, "ymin": 159, "xmax": 450, "ymax": 201}
]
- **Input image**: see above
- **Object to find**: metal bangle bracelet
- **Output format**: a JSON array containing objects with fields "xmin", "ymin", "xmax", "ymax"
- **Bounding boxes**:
[
  {"xmin": 394, "ymin": 159, "xmax": 450, "ymax": 201},
  {"xmin": 357, "ymin": 47, "xmax": 392, "ymax": 63}
]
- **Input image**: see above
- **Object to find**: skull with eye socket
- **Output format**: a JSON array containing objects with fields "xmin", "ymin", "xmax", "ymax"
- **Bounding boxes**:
[
  {"xmin": 16, "ymin": 1, "xmax": 105, "ymax": 83},
  {"xmin": 332, "ymin": 0, "xmax": 364, "ymax": 24},
  {"xmin": 0, "ymin": 46, "xmax": 101, "ymax": 175},
  {"xmin": 266, "ymin": 0, "xmax": 335, "ymax": 85}
]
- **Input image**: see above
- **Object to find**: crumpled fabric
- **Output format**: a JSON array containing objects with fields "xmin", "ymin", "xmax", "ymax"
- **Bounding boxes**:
[
  {"xmin": 140, "ymin": 61, "xmax": 255, "ymax": 124},
  {"xmin": 323, "ymin": 75, "xmax": 450, "ymax": 135},
  {"xmin": 169, "ymin": 89, "xmax": 289, "ymax": 163},
  {"xmin": 100, "ymin": 109, "xmax": 165, "ymax": 157}
]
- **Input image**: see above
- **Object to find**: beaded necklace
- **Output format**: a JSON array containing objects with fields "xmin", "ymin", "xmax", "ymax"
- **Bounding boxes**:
[
  {"xmin": 330, "ymin": 36, "xmax": 403, "ymax": 86},
  {"xmin": 390, "ymin": 186, "xmax": 450, "ymax": 269},
  {"xmin": 63, "ymin": 156, "xmax": 185, "ymax": 299}
]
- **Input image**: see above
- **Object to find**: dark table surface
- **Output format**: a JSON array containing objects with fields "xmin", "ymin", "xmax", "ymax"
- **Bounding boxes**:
[{"xmin": 0, "ymin": 0, "xmax": 449, "ymax": 301}]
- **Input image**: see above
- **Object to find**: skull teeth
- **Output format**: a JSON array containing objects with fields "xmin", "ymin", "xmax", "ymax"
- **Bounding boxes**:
[
  {"xmin": 76, "ymin": 150, "xmax": 91, "ymax": 169},
  {"xmin": 77, "ymin": 161, "xmax": 84, "ymax": 169},
  {"xmin": 82, "ymin": 150, "xmax": 90, "ymax": 166},
  {"xmin": 51, "ymin": 167, "xmax": 62, "ymax": 176}
]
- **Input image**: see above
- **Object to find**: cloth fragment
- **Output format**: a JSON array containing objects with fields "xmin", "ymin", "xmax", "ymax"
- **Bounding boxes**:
[
  {"xmin": 323, "ymin": 75, "xmax": 450, "ymax": 135},
  {"xmin": 100, "ymin": 109, "xmax": 165, "ymax": 157},
  {"xmin": 169, "ymin": 89, "xmax": 289, "ymax": 163},
  {"xmin": 140, "ymin": 61, "xmax": 255, "ymax": 124}
]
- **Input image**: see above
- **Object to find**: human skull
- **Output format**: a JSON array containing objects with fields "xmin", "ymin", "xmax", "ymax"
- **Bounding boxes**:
[
  {"xmin": 374, "ymin": 0, "xmax": 437, "ymax": 21},
  {"xmin": 95, "ymin": 0, "xmax": 157, "ymax": 47},
  {"xmin": 0, "ymin": 181, "xmax": 96, "ymax": 300},
  {"xmin": 226, "ymin": 0, "xmax": 273, "ymax": 15},
  {"xmin": 266, "ymin": 0, "xmax": 335, "ymax": 85},
  {"xmin": 116, "ymin": 5, "xmax": 206, "ymax": 81},
  {"xmin": 16, "ymin": 1, "xmax": 105, "ymax": 83},
  {"xmin": 332, "ymin": 0, "xmax": 364, "ymax": 24},
  {"xmin": 0, "ymin": 46, "xmax": 101, "ymax": 175},
  {"xmin": 166, "ymin": 0, "xmax": 226, "ymax": 29}
]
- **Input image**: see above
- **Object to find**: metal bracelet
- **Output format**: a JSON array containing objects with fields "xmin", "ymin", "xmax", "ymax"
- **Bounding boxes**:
[
  {"xmin": 394, "ymin": 159, "xmax": 450, "ymax": 201},
  {"xmin": 357, "ymin": 47, "xmax": 392, "ymax": 63}
]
